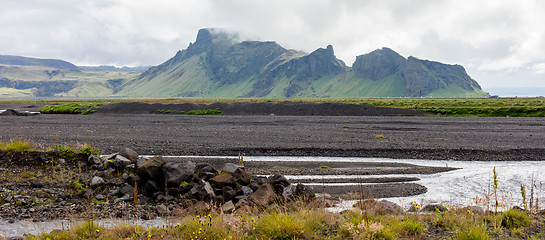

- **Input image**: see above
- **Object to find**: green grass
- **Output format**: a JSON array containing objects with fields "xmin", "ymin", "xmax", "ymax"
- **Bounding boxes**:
[
  {"xmin": 39, "ymin": 103, "xmax": 101, "ymax": 115},
  {"xmin": 2, "ymin": 138, "xmax": 33, "ymax": 151},
  {"xmin": 3, "ymin": 97, "xmax": 545, "ymax": 117}
]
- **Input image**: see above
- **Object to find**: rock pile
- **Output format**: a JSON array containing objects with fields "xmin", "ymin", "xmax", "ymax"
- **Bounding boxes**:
[{"xmin": 88, "ymin": 148, "xmax": 315, "ymax": 213}]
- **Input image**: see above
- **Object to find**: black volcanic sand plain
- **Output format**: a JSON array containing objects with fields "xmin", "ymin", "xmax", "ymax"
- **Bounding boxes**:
[{"xmin": 0, "ymin": 101, "xmax": 545, "ymax": 220}]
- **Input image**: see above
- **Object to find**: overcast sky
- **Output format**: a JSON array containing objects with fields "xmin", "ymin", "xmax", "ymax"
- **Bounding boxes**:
[{"xmin": 1, "ymin": 0, "xmax": 545, "ymax": 91}]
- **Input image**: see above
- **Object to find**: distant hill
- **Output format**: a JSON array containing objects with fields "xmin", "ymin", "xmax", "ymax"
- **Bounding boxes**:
[
  {"xmin": 0, "ymin": 56, "xmax": 140, "ymax": 97},
  {"xmin": 0, "ymin": 55, "xmax": 79, "ymax": 70},
  {"xmin": 117, "ymin": 28, "xmax": 488, "ymax": 98}
]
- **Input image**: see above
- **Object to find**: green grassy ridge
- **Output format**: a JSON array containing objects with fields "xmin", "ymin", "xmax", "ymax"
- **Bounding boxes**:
[
  {"xmin": 3, "ymin": 98, "xmax": 544, "ymax": 117},
  {"xmin": 39, "ymin": 103, "xmax": 101, "ymax": 115}
]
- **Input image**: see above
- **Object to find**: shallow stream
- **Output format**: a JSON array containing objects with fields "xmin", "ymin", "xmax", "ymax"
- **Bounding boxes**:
[{"xmin": 2, "ymin": 156, "xmax": 544, "ymax": 238}]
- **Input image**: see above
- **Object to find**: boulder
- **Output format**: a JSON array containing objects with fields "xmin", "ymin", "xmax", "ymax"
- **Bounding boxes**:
[
  {"xmin": 222, "ymin": 186, "xmax": 237, "ymax": 202},
  {"xmin": 144, "ymin": 180, "xmax": 161, "ymax": 194},
  {"xmin": 233, "ymin": 168, "xmax": 252, "ymax": 185},
  {"xmin": 209, "ymin": 174, "xmax": 234, "ymax": 188},
  {"xmin": 119, "ymin": 148, "xmax": 139, "ymax": 163},
  {"xmin": 195, "ymin": 162, "xmax": 218, "ymax": 174},
  {"xmin": 269, "ymin": 174, "xmax": 290, "ymax": 186},
  {"xmin": 421, "ymin": 204, "xmax": 448, "ymax": 213},
  {"xmin": 198, "ymin": 181, "xmax": 216, "ymax": 201},
  {"xmin": 196, "ymin": 172, "xmax": 215, "ymax": 181},
  {"xmin": 88, "ymin": 155, "xmax": 102, "ymax": 165},
  {"xmin": 162, "ymin": 161, "xmax": 196, "ymax": 187},
  {"xmin": 222, "ymin": 163, "xmax": 240, "ymax": 173},
  {"xmin": 248, "ymin": 183, "xmax": 276, "ymax": 206},
  {"xmin": 294, "ymin": 184, "xmax": 315, "ymax": 200},
  {"xmin": 90, "ymin": 176, "xmax": 105, "ymax": 188},
  {"xmin": 120, "ymin": 183, "xmax": 135, "ymax": 196},
  {"xmin": 239, "ymin": 186, "xmax": 254, "ymax": 196},
  {"xmin": 114, "ymin": 155, "xmax": 131, "ymax": 169},
  {"xmin": 101, "ymin": 153, "xmax": 117, "ymax": 162},
  {"xmin": 137, "ymin": 155, "xmax": 165, "ymax": 180},
  {"xmin": 282, "ymin": 184, "xmax": 295, "ymax": 200},
  {"xmin": 156, "ymin": 204, "xmax": 169, "ymax": 215},
  {"xmin": 222, "ymin": 200, "xmax": 235, "ymax": 213}
]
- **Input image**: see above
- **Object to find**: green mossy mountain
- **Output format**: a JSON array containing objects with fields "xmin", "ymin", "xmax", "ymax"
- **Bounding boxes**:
[
  {"xmin": 117, "ymin": 28, "xmax": 488, "ymax": 98},
  {"xmin": 0, "ymin": 28, "xmax": 488, "ymax": 98}
]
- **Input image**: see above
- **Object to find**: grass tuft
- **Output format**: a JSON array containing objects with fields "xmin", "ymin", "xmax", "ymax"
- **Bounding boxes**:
[{"xmin": 2, "ymin": 138, "xmax": 34, "ymax": 151}]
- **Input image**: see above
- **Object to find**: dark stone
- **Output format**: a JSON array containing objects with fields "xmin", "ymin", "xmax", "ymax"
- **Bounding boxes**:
[
  {"xmin": 294, "ymin": 184, "xmax": 315, "ymax": 200},
  {"xmin": 222, "ymin": 186, "xmax": 237, "ymax": 202},
  {"xmin": 120, "ymin": 183, "xmax": 135, "ymax": 196},
  {"xmin": 195, "ymin": 162, "xmax": 217, "ymax": 174},
  {"xmin": 238, "ymin": 186, "xmax": 254, "ymax": 196},
  {"xmin": 249, "ymin": 182, "xmax": 259, "ymax": 192},
  {"xmin": 119, "ymin": 148, "xmax": 138, "ymax": 163},
  {"xmin": 269, "ymin": 174, "xmax": 290, "ymax": 187},
  {"xmin": 233, "ymin": 168, "xmax": 251, "ymax": 185},
  {"xmin": 248, "ymin": 183, "xmax": 276, "ymax": 206},
  {"xmin": 209, "ymin": 173, "xmax": 234, "ymax": 188},
  {"xmin": 222, "ymin": 163, "xmax": 240, "ymax": 173},
  {"xmin": 196, "ymin": 172, "xmax": 215, "ymax": 181},
  {"xmin": 137, "ymin": 155, "xmax": 165, "ymax": 180},
  {"xmin": 30, "ymin": 181, "xmax": 44, "ymax": 188},
  {"xmin": 88, "ymin": 155, "xmax": 102, "ymax": 165},
  {"xmin": 422, "ymin": 204, "xmax": 448, "ymax": 212},
  {"xmin": 162, "ymin": 161, "xmax": 196, "ymax": 187},
  {"xmin": 252, "ymin": 176, "xmax": 267, "ymax": 185},
  {"xmin": 179, "ymin": 184, "xmax": 193, "ymax": 195},
  {"xmin": 197, "ymin": 180, "xmax": 216, "ymax": 201},
  {"xmin": 37, "ymin": 155, "xmax": 48, "ymax": 164},
  {"xmin": 144, "ymin": 180, "xmax": 161, "ymax": 194},
  {"xmin": 114, "ymin": 155, "xmax": 131, "ymax": 169}
]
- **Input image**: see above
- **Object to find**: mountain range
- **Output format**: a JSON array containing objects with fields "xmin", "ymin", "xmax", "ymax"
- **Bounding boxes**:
[{"xmin": 0, "ymin": 28, "xmax": 488, "ymax": 98}]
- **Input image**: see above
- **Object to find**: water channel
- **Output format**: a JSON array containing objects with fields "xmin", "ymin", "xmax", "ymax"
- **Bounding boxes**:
[{"xmin": 1, "ymin": 156, "xmax": 544, "ymax": 238}]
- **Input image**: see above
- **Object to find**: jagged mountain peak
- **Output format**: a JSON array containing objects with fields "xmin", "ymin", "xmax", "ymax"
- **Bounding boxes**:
[{"xmin": 116, "ymin": 28, "xmax": 487, "ymax": 98}]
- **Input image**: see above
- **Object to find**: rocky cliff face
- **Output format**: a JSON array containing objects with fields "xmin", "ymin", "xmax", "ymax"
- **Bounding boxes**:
[
  {"xmin": 120, "ymin": 28, "xmax": 488, "ymax": 98},
  {"xmin": 352, "ymin": 48, "xmax": 405, "ymax": 81},
  {"xmin": 352, "ymin": 48, "xmax": 485, "ymax": 97}
]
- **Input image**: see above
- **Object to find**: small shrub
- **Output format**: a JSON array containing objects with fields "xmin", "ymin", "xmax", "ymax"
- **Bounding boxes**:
[
  {"xmin": 253, "ymin": 212, "xmax": 306, "ymax": 239},
  {"xmin": 68, "ymin": 179, "xmax": 85, "ymax": 195},
  {"xmin": 401, "ymin": 219, "xmax": 425, "ymax": 236},
  {"xmin": 456, "ymin": 224, "xmax": 489, "ymax": 240},
  {"xmin": 51, "ymin": 145, "xmax": 74, "ymax": 153},
  {"xmin": 4, "ymin": 138, "xmax": 33, "ymax": 151},
  {"xmin": 501, "ymin": 209, "xmax": 530, "ymax": 229},
  {"xmin": 39, "ymin": 103, "xmax": 100, "ymax": 115},
  {"xmin": 375, "ymin": 134, "xmax": 385, "ymax": 139},
  {"xmin": 78, "ymin": 146, "xmax": 98, "ymax": 155}
]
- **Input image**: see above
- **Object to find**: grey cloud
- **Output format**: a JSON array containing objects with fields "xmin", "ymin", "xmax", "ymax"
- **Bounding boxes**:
[{"xmin": 1, "ymin": 0, "xmax": 545, "ymax": 88}]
